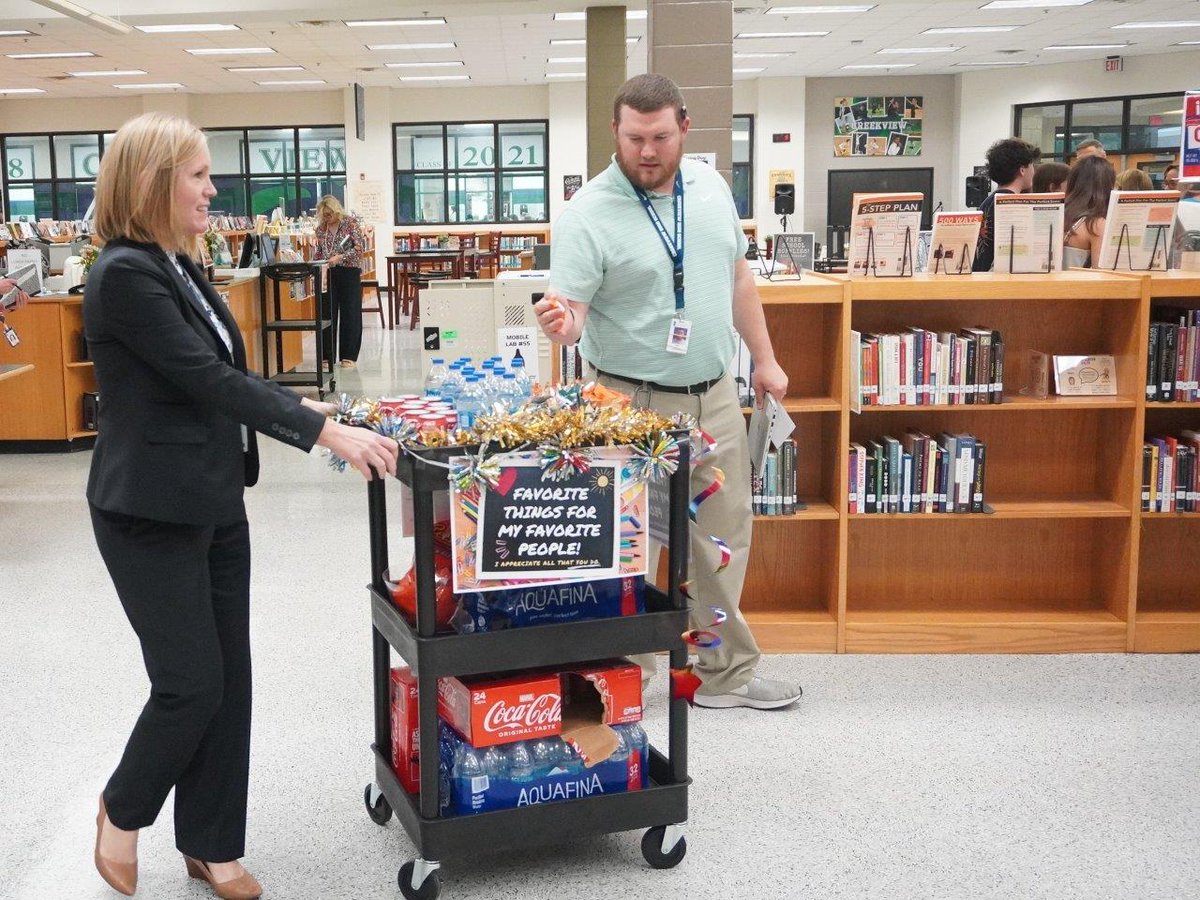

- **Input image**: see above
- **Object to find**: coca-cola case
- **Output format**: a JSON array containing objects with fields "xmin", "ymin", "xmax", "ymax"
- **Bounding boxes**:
[
  {"xmin": 564, "ymin": 659, "xmax": 643, "ymax": 725},
  {"xmin": 390, "ymin": 667, "xmax": 420, "ymax": 793},
  {"xmin": 437, "ymin": 670, "xmax": 562, "ymax": 748},
  {"xmin": 450, "ymin": 576, "xmax": 645, "ymax": 634}
]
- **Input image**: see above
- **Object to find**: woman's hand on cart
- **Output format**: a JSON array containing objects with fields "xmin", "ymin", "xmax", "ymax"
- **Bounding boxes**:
[
  {"xmin": 301, "ymin": 397, "xmax": 339, "ymax": 418},
  {"xmin": 316, "ymin": 419, "xmax": 399, "ymax": 480}
]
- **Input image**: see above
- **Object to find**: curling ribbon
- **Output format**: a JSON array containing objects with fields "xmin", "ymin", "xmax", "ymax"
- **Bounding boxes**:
[
  {"xmin": 680, "ymin": 605, "xmax": 729, "ymax": 650},
  {"xmin": 689, "ymin": 466, "xmax": 725, "ymax": 523}
]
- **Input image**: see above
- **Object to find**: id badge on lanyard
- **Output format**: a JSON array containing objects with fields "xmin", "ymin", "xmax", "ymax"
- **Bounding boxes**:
[{"xmin": 636, "ymin": 171, "xmax": 690, "ymax": 355}]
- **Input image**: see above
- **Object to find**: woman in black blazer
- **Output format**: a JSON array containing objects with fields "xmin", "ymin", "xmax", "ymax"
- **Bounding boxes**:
[{"xmin": 86, "ymin": 112, "xmax": 398, "ymax": 899}]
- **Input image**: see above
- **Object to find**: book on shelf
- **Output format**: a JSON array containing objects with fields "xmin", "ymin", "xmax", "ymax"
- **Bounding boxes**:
[
  {"xmin": 850, "ymin": 432, "xmax": 987, "ymax": 514},
  {"xmin": 1147, "ymin": 308, "xmax": 1200, "ymax": 402},
  {"xmin": 855, "ymin": 327, "xmax": 1004, "ymax": 408},
  {"xmin": 1143, "ymin": 431, "xmax": 1200, "ymax": 512},
  {"xmin": 752, "ymin": 438, "xmax": 797, "ymax": 516}
]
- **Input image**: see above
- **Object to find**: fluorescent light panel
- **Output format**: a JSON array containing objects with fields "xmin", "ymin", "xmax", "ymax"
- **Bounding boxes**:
[
  {"xmin": 399, "ymin": 74, "xmax": 470, "ymax": 81},
  {"xmin": 733, "ymin": 67, "xmax": 765, "ymax": 73},
  {"xmin": 385, "ymin": 61, "xmax": 464, "ymax": 68},
  {"xmin": 7, "ymin": 51, "xmax": 95, "ymax": 58},
  {"xmin": 1043, "ymin": 43, "xmax": 1129, "ymax": 50},
  {"xmin": 0, "ymin": 30, "xmax": 34, "ymax": 36},
  {"xmin": 70, "ymin": 68, "xmax": 147, "ymax": 76},
  {"xmin": 878, "ymin": 46, "xmax": 959, "ymax": 53},
  {"xmin": 114, "ymin": 82, "xmax": 184, "ymax": 89},
  {"xmin": 546, "ymin": 72, "xmax": 584, "ymax": 77},
  {"xmin": 554, "ymin": 10, "xmax": 645, "ymax": 20},
  {"xmin": 367, "ymin": 42, "xmax": 456, "ymax": 50},
  {"xmin": 980, "ymin": 0, "xmax": 1091, "ymax": 8},
  {"xmin": 548, "ymin": 56, "xmax": 585, "ymax": 63},
  {"xmin": 954, "ymin": 61, "xmax": 1028, "ymax": 66},
  {"xmin": 736, "ymin": 31, "xmax": 829, "ymax": 38},
  {"xmin": 765, "ymin": 4, "xmax": 875, "ymax": 12},
  {"xmin": 136, "ymin": 23, "xmax": 239, "ymax": 33},
  {"xmin": 734, "ymin": 52, "xmax": 793, "ymax": 58},
  {"xmin": 923, "ymin": 25, "xmax": 1017, "ymax": 33},
  {"xmin": 550, "ymin": 37, "xmax": 640, "ymax": 44},
  {"xmin": 843, "ymin": 63, "xmax": 915, "ymax": 69},
  {"xmin": 1113, "ymin": 21, "xmax": 1200, "ymax": 29},
  {"xmin": 185, "ymin": 47, "xmax": 274, "ymax": 55},
  {"xmin": 226, "ymin": 65, "xmax": 305, "ymax": 72},
  {"xmin": 256, "ymin": 79, "xmax": 326, "ymax": 85},
  {"xmin": 0, "ymin": 87, "xmax": 46, "ymax": 93},
  {"xmin": 345, "ymin": 18, "xmax": 446, "ymax": 27},
  {"xmin": 31, "ymin": 1, "xmax": 131, "ymax": 35}
]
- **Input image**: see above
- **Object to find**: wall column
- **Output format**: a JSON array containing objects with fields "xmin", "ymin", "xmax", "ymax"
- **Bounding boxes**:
[
  {"xmin": 648, "ymin": 0, "xmax": 733, "ymax": 184},
  {"xmin": 586, "ymin": 5, "xmax": 627, "ymax": 179}
]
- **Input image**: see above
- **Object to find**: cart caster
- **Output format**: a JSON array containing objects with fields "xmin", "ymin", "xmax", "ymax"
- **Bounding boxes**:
[
  {"xmin": 364, "ymin": 783, "xmax": 392, "ymax": 826},
  {"xmin": 641, "ymin": 824, "xmax": 687, "ymax": 869},
  {"xmin": 398, "ymin": 859, "xmax": 441, "ymax": 900}
]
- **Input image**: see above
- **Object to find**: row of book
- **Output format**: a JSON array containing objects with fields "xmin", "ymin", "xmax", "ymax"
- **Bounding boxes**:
[
  {"xmin": 849, "ymin": 432, "xmax": 988, "ymax": 514},
  {"xmin": 207, "ymin": 214, "xmax": 257, "ymax": 232},
  {"xmin": 856, "ymin": 327, "xmax": 1005, "ymax": 407},
  {"xmin": 0, "ymin": 220, "xmax": 91, "ymax": 242},
  {"xmin": 752, "ymin": 439, "xmax": 799, "ymax": 516},
  {"xmin": 1143, "ymin": 433, "xmax": 1200, "ymax": 512},
  {"xmin": 1147, "ymin": 309, "xmax": 1200, "ymax": 402}
]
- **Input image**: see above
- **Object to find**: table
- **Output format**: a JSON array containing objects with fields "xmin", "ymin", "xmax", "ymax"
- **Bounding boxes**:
[{"xmin": 385, "ymin": 250, "xmax": 488, "ymax": 329}]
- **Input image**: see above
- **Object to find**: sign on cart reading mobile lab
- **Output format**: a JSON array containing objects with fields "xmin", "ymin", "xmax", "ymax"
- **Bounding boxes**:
[
  {"xmin": 497, "ymin": 326, "xmax": 541, "ymax": 383},
  {"xmin": 1181, "ymin": 91, "xmax": 1200, "ymax": 183}
]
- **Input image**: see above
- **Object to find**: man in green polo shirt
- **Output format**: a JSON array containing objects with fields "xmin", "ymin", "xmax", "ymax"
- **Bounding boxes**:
[{"xmin": 534, "ymin": 74, "xmax": 801, "ymax": 711}]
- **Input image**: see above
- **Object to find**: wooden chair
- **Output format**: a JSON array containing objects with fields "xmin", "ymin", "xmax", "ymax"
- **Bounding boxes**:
[{"xmin": 476, "ymin": 231, "xmax": 502, "ymax": 279}]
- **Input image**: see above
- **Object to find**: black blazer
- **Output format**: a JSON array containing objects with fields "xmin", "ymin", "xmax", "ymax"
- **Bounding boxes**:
[{"xmin": 84, "ymin": 237, "xmax": 326, "ymax": 525}]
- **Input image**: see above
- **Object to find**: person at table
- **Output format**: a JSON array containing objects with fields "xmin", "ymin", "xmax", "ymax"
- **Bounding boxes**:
[
  {"xmin": 313, "ymin": 194, "xmax": 367, "ymax": 369},
  {"xmin": 85, "ymin": 112, "xmax": 398, "ymax": 899}
]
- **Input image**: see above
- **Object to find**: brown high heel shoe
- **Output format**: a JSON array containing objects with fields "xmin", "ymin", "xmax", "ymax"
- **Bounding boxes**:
[
  {"xmin": 183, "ymin": 856, "xmax": 263, "ymax": 900},
  {"xmin": 94, "ymin": 795, "xmax": 137, "ymax": 896}
]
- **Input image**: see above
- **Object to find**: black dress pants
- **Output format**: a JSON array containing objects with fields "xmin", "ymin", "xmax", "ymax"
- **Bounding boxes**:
[
  {"xmin": 328, "ymin": 265, "xmax": 363, "ymax": 363},
  {"xmin": 90, "ymin": 504, "xmax": 253, "ymax": 862}
]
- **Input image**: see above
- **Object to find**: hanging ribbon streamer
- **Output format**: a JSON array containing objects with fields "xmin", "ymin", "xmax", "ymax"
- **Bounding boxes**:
[
  {"xmin": 626, "ymin": 431, "xmax": 681, "ymax": 485},
  {"xmin": 539, "ymin": 442, "xmax": 593, "ymax": 482},
  {"xmin": 689, "ymin": 466, "xmax": 725, "ymax": 523},
  {"xmin": 452, "ymin": 443, "xmax": 502, "ymax": 494},
  {"xmin": 681, "ymin": 605, "xmax": 729, "ymax": 650}
]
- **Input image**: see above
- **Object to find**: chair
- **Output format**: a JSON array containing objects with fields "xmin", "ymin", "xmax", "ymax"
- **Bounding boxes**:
[
  {"xmin": 476, "ymin": 231, "xmax": 502, "ymax": 279},
  {"xmin": 360, "ymin": 278, "xmax": 385, "ymax": 328}
]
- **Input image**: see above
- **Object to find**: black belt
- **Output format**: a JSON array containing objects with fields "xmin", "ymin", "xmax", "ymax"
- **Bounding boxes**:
[{"xmin": 593, "ymin": 367, "xmax": 723, "ymax": 396}]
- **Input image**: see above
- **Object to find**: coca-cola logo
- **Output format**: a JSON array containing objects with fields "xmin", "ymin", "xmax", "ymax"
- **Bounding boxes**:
[{"xmin": 481, "ymin": 693, "xmax": 561, "ymax": 733}]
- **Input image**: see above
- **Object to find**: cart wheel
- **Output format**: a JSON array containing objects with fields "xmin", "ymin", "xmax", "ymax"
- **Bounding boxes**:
[
  {"xmin": 641, "ymin": 826, "xmax": 687, "ymax": 869},
  {"xmin": 363, "ymin": 784, "xmax": 392, "ymax": 826},
  {"xmin": 398, "ymin": 861, "xmax": 441, "ymax": 900}
]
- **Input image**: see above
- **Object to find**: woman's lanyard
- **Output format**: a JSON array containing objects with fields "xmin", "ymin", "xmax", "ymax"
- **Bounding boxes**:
[{"xmin": 635, "ymin": 170, "xmax": 691, "ymax": 355}]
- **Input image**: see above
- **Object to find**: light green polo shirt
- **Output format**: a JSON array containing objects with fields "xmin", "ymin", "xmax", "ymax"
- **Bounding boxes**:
[{"xmin": 550, "ymin": 156, "xmax": 748, "ymax": 386}]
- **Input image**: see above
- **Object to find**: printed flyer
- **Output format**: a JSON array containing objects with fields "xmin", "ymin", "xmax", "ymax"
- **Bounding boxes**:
[
  {"xmin": 848, "ymin": 192, "xmax": 924, "ymax": 276},
  {"xmin": 992, "ymin": 192, "xmax": 1065, "ymax": 274},
  {"xmin": 1096, "ymin": 190, "xmax": 1180, "ymax": 271}
]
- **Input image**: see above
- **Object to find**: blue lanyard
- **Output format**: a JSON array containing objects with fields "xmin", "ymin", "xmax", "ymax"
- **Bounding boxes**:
[{"xmin": 634, "ymin": 170, "xmax": 685, "ymax": 312}]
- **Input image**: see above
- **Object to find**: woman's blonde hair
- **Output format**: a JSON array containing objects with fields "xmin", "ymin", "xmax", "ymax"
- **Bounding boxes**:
[
  {"xmin": 316, "ymin": 194, "xmax": 345, "ymax": 225},
  {"xmin": 1115, "ymin": 167, "xmax": 1153, "ymax": 191},
  {"xmin": 94, "ymin": 112, "xmax": 208, "ymax": 254}
]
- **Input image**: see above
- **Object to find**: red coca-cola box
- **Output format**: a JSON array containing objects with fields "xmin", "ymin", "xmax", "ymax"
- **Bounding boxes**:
[
  {"xmin": 390, "ymin": 667, "xmax": 420, "ymax": 794},
  {"xmin": 564, "ymin": 659, "xmax": 643, "ymax": 726},
  {"xmin": 437, "ymin": 670, "xmax": 562, "ymax": 748}
]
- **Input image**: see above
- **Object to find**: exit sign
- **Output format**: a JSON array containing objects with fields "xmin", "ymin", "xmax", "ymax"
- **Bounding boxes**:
[
  {"xmin": 772, "ymin": 133, "xmax": 791, "ymax": 143},
  {"xmin": 1104, "ymin": 55, "xmax": 1123, "ymax": 72}
]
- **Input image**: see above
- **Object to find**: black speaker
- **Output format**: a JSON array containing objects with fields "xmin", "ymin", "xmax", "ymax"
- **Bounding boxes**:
[
  {"xmin": 774, "ymin": 183, "xmax": 795, "ymax": 216},
  {"xmin": 965, "ymin": 175, "xmax": 991, "ymax": 209}
]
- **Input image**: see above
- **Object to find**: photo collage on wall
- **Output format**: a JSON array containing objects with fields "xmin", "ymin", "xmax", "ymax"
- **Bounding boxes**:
[{"xmin": 834, "ymin": 95, "xmax": 923, "ymax": 157}]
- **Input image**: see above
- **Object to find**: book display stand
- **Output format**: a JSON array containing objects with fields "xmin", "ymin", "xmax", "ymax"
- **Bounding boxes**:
[
  {"xmin": 864, "ymin": 225, "xmax": 914, "ymax": 278},
  {"xmin": 1005, "ymin": 223, "xmax": 1058, "ymax": 275},
  {"xmin": 931, "ymin": 242, "xmax": 973, "ymax": 275},
  {"xmin": 1109, "ymin": 223, "xmax": 1171, "ymax": 272}
]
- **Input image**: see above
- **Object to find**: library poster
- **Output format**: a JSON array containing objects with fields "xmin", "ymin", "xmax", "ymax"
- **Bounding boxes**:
[
  {"xmin": 447, "ymin": 447, "xmax": 648, "ymax": 592},
  {"xmin": 834, "ymin": 95, "xmax": 923, "ymax": 157}
]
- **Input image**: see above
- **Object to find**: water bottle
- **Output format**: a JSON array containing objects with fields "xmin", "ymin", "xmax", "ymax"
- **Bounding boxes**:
[
  {"xmin": 609, "ymin": 727, "xmax": 631, "ymax": 765},
  {"xmin": 424, "ymin": 357, "xmax": 448, "ymax": 398},
  {"xmin": 501, "ymin": 373, "xmax": 521, "ymax": 413},
  {"xmin": 511, "ymin": 357, "xmax": 532, "ymax": 400},
  {"xmin": 626, "ymin": 723, "xmax": 649, "ymax": 772},
  {"xmin": 482, "ymin": 745, "xmax": 509, "ymax": 782},
  {"xmin": 530, "ymin": 738, "xmax": 559, "ymax": 776},
  {"xmin": 441, "ymin": 363, "xmax": 465, "ymax": 404},
  {"xmin": 457, "ymin": 376, "xmax": 483, "ymax": 428},
  {"xmin": 507, "ymin": 741, "xmax": 535, "ymax": 785},
  {"xmin": 456, "ymin": 743, "xmax": 487, "ymax": 809}
]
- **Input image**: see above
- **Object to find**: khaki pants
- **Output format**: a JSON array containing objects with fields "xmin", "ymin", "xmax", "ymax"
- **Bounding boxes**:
[{"xmin": 590, "ymin": 367, "xmax": 761, "ymax": 695}]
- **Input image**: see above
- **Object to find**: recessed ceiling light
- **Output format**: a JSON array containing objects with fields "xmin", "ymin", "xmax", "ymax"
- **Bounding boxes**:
[
  {"xmin": 399, "ymin": 74, "xmax": 471, "ymax": 81},
  {"xmin": 842, "ymin": 63, "xmax": 916, "ymax": 69},
  {"xmin": 367, "ymin": 42, "xmax": 457, "ymax": 50},
  {"xmin": 0, "ymin": 87, "xmax": 46, "ymax": 94},
  {"xmin": 185, "ymin": 47, "xmax": 275, "ymax": 55},
  {"xmin": 1043, "ymin": 43, "xmax": 1130, "ymax": 50},
  {"xmin": 7, "ymin": 51, "xmax": 96, "ymax": 59},
  {"xmin": 1113, "ymin": 21, "xmax": 1200, "ymax": 29},
  {"xmin": 734, "ymin": 52, "xmax": 793, "ymax": 58},
  {"xmin": 923, "ymin": 25, "xmax": 1018, "ymax": 34},
  {"xmin": 345, "ymin": 18, "xmax": 447, "ymax": 27},
  {"xmin": 548, "ymin": 56, "xmax": 586, "ymax": 63},
  {"xmin": 114, "ymin": 82, "xmax": 185, "ymax": 89},
  {"xmin": 70, "ymin": 68, "xmax": 147, "ymax": 77},
  {"xmin": 226, "ymin": 65, "xmax": 305, "ymax": 73},
  {"xmin": 733, "ymin": 67, "xmax": 765, "ymax": 73},
  {"xmin": 256, "ymin": 79, "xmax": 327, "ymax": 85},
  {"xmin": 736, "ymin": 31, "xmax": 829, "ymax": 38},
  {"xmin": 1176, "ymin": 40, "xmax": 1200, "ymax": 45},
  {"xmin": 385, "ymin": 61, "xmax": 464, "ymax": 68},
  {"xmin": 0, "ymin": 30, "xmax": 34, "ymax": 37},
  {"xmin": 980, "ymin": 0, "xmax": 1091, "ymax": 8},
  {"xmin": 878, "ymin": 46, "xmax": 960, "ymax": 54},
  {"xmin": 553, "ymin": 10, "xmax": 645, "ymax": 20},
  {"xmin": 137, "ymin": 24, "xmax": 239, "ymax": 33},
  {"xmin": 954, "ymin": 61, "xmax": 1029, "ymax": 66},
  {"xmin": 546, "ymin": 72, "xmax": 585, "ymax": 78},
  {"xmin": 765, "ymin": 4, "xmax": 876, "ymax": 12},
  {"xmin": 550, "ymin": 37, "xmax": 640, "ymax": 45}
]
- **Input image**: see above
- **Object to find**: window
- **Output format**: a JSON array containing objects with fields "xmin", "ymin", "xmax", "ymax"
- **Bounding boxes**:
[
  {"xmin": 733, "ymin": 115, "xmax": 753, "ymax": 220},
  {"xmin": 393, "ymin": 120, "xmax": 549, "ymax": 225},
  {"xmin": 204, "ymin": 125, "xmax": 346, "ymax": 218},
  {"xmin": 1014, "ymin": 92, "xmax": 1184, "ymax": 161},
  {"xmin": 2, "ymin": 132, "xmax": 101, "ymax": 220}
]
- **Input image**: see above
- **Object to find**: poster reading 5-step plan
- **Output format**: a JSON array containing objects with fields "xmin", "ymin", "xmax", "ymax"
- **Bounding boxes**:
[{"xmin": 834, "ymin": 95, "xmax": 923, "ymax": 157}]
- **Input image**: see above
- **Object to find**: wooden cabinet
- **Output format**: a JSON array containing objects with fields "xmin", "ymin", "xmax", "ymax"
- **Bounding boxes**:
[{"xmin": 747, "ymin": 269, "xmax": 1197, "ymax": 654}]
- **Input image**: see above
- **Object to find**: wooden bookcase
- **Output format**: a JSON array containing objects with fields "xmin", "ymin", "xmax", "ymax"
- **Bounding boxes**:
[{"xmin": 747, "ymin": 270, "xmax": 1196, "ymax": 654}]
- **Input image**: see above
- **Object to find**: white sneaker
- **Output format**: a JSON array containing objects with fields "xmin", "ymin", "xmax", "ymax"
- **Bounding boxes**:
[{"xmin": 692, "ymin": 676, "xmax": 802, "ymax": 710}]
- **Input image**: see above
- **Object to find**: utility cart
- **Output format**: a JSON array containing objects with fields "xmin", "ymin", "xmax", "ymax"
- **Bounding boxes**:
[
  {"xmin": 362, "ymin": 440, "xmax": 694, "ymax": 899},
  {"xmin": 258, "ymin": 261, "xmax": 335, "ymax": 398}
]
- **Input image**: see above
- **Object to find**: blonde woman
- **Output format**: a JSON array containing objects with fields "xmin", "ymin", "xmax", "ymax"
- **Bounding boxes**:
[
  {"xmin": 313, "ymin": 194, "xmax": 366, "ymax": 368},
  {"xmin": 1115, "ymin": 168, "xmax": 1153, "ymax": 191},
  {"xmin": 85, "ymin": 113, "xmax": 397, "ymax": 898}
]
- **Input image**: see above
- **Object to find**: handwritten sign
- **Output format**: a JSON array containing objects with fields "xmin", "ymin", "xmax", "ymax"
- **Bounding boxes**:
[{"xmin": 353, "ymin": 179, "xmax": 385, "ymax": 223}]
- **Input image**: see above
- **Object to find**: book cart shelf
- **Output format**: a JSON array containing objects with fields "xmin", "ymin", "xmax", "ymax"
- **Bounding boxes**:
[{"xmin": 747, "ymin": 269, "xmax": 1199, "ymax": 654}]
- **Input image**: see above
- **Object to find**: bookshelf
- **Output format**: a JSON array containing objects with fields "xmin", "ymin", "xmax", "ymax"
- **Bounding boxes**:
[
  {"xmin": 744, "ymin": 270, "xmax": 1200, "ymax": 654},
  {"xmin": 392, "ymin": 228, "xmax": 550, "ymax": 270}
]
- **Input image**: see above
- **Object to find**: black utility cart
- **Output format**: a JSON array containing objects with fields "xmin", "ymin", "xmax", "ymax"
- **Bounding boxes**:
[
  {"xmin": 362, "ymin": 441, "xmax": 694, "ymax": 899},
  {"xmin": 258, "ymin": 261, "xmax": 335, "ymax": 399}
]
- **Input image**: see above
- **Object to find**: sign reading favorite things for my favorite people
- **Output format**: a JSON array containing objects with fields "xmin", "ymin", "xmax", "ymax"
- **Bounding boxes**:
[
  {"xmin": 834, "ymin": 95, "xmax": 923, "ymax": 157},
  {"xmin": 448, "ymin": 448, "xmax": 649, "ymax": 592}
]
